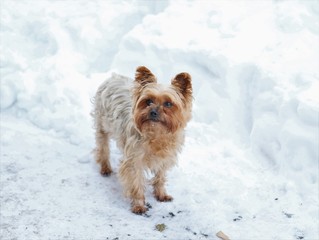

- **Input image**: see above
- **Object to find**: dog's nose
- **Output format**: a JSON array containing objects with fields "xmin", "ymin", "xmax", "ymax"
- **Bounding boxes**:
[{"xmin": 149, "ymin": 109, "xmax": 158, "ymax": 119}]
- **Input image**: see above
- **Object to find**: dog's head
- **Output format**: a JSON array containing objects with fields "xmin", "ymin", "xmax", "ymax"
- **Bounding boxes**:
[{"xmin": 132, "ymin": 66, "xmax": 192, "ymax": 135}]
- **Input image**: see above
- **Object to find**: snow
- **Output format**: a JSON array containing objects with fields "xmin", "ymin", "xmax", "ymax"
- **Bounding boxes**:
[{"xmin": 1, "ymin": 0, "xmax": 318, "ymax": 239}]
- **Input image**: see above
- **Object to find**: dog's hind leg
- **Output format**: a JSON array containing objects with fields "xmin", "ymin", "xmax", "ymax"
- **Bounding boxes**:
[{"xmin": 95, "ymin": 128, "xmax": 112, "ymax": 176}]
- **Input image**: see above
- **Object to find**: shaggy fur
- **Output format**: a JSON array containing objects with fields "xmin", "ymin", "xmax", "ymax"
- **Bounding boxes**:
[{"xmin": 92, "ymin": 66, "xmax": 192, "ymax": 214}]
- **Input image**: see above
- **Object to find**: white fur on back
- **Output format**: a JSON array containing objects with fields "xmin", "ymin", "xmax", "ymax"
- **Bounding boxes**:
[{"xmin": 93, "ymin": 73, "xmax": 138, "ymax": 149}]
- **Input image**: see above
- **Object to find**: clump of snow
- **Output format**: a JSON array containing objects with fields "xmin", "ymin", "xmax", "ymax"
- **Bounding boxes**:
[{"xmin": 1, "ymin": 0, "xmax": 318, "ymax": 239}]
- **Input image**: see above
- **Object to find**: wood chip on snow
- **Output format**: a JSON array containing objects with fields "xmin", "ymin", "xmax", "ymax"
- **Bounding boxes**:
[{"xmin": 216, "ymin": 231, "xmax": 230, "ymax": 240}]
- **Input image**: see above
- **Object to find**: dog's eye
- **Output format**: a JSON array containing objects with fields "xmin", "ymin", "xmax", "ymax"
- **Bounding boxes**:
[
  {"xmin": 146, "ymin": 99, "xmax": 153, "ymax": 106},
  {"xmin": 163, "ymin": 101, "xmax": 173, "ymax": 108}
]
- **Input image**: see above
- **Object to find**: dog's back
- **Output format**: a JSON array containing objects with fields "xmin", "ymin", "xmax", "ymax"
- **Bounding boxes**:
[{"xmin": 93, "ymin": 73, "xmax": 136, "ymax": 149}]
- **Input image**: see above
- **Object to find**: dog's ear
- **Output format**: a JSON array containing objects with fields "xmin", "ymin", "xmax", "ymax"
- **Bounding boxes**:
[
  {"xmin": 171, "ymin": 72, "xmax": 192, "ymax": 101},
  {"xmin": 135, "ymin": 66, "xmax": 157, "ymax": 86}
]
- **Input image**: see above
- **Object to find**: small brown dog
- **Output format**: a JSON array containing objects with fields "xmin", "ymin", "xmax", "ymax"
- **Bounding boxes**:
[{"xmin": 92, "ymin": 66, "xmax": 192, "ymax": 214}]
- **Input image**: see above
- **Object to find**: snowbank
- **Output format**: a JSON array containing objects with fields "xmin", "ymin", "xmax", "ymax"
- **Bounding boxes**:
[{"xmin": 110, "ymin": 2, "xmax": 319, "ymax": 193}]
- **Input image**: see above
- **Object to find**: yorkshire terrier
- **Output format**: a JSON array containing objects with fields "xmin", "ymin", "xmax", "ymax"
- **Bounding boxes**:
[{"xmin": 92, "ymin": 66, "xmax": 192, "ymax": 214}]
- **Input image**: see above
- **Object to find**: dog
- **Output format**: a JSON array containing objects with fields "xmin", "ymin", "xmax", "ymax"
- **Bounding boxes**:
[{"xmin": 92, "ymin": 66, "xmax": 192, "ymax": 214}]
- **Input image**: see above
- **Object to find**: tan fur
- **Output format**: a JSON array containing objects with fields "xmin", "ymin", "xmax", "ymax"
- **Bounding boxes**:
[{"xmin": 92, "ymin": 66, "xmax": 192, "ymax": 214}]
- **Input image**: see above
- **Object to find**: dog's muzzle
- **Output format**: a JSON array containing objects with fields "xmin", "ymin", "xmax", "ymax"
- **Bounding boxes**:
[{"xmin": 149, "ymin": 108, "xmax": 160, "ymax": 121}]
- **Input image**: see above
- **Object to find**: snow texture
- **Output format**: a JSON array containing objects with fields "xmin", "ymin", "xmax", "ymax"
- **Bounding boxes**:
[{"xmin": 1, "ymin": 0, "xmax": 318, "ymax": 239}]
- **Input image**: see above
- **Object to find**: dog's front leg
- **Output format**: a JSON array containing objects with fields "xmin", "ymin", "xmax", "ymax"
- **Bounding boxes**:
[
  {"xmin": 152, "ymin": 169, "xmax": 173, "ymax": 202},
  {"xmin": 119, "ymin": 158, "xmax": 147, "ymax": 214}
]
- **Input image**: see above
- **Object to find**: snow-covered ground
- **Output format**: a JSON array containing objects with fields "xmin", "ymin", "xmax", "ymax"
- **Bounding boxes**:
[{"xmin": 1, "ymin": 0, "xmax": 318, "ymax": 239}]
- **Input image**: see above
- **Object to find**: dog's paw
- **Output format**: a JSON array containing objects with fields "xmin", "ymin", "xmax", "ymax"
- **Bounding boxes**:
[
  {"xmin": 155, "ymin": 194, "xmax": 173, "ymax": 202},
  {"xmin": 131, "ymin": 205, "xmax": 148, "ymax": 215},
  {"xmin": 100, "ymin": 168, "xmax": 112, "ymax": 176}
]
